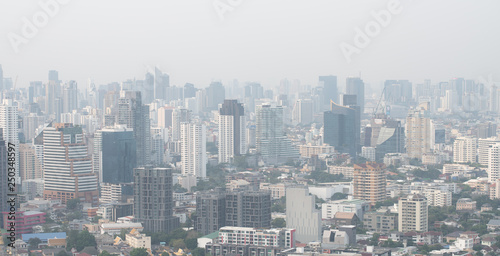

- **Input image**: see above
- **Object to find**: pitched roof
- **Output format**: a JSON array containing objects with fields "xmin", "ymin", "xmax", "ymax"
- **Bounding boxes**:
[{"xmin": 333, "ymin": 212, "xmax": 356, "ymax": 220}]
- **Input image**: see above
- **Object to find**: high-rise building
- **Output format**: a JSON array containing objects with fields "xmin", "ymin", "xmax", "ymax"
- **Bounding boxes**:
[
  {"xmin": 19, "ymin": 144, "xmax": 43, "ymax": 180},
  {"xmin": 323, "ymin": 101, "xmax": 359, "ymax": 157},
  {"xmin": 93, "ymin": 126, "xmax": 136, "ymax": 184},
  {"xmin": 476, "ymin": 122, "xmax": 497, "ymax": 139},
  {"xmin": 62, "ymin": 81, "xmax": 78, "ymax": 114},
  {"xmin": 225, "ymin": 190, "xmax": 271, "ymax": 229},
  {"xmin": 488, "ymin": 143, "xmax": 500, "ymax": 183},
  {"xmin": 195, "ymin": 190, "xmax": 226, "ymax": 235},
  {"xmin": 206, "ymin": 82, "xmax": 226, "ymax": 111},
  {"xmin": 453, "ymin": 137, "xmax": 477, "ymax": 163},
  {"xmin": 154, "ymin": 67, "xmax": 169, "ymax": 101},
  {"xmin": 286, "ymin": 187, "xmax": 322, "ymax": 243},
  {"xmin": 292, "ymin": 99, "xmax": 313, "ymax": 125},
  {"xmin": 319, "ymin": 76, "xmax": 338, "ymax": 108},
  {"xmin": 353, "ymin": 162, "xmax": 386, "ymax": 205},
  {"xmin": 158, "ymin": 106, "xmax": 175, "ymax": 128},
  {"xmin": 256, "ymin": 104, "xmax": 298, "ymax": 164},
  {"xmin": 398, "ymin": 194, "xmax": 428, "ymax": 232},
  {"xmin": 406, "ymin": 102, "xmax": 433, "ymax": 159},
  {"xmin": 172, "ymin": 108, "xmax": 191, "ymax": 141},
  {"xmin": 43, "ymin": 123, "xmax": 98, "ymax": 205},
  {"xmin": 218, "ymin": 100, "xmax": 246, "ymax": 163},
  {"xmin": 117, "ymin": 91, "xmax": 151, "ymax": 166},
  {"xmin": 181, "ymin": 122, "xmax": 206, "ymax": 178},
  {"xmin": 478, "ymin": 137, "xmax": 500, "ymax": 166},
  {"xmin": 346, "ymin": 77, "xmax": 365, "ymax": 114},
  {"xmin": 384, "ymin": 80, "xmax": 412, "ymax": 104},
  {"xmin": 0, "ymin": 99, "xmax": 19, "ymax": 182},
  {"xmin": 133, "ymin": 166, "xmax": 179, "ymax": 233}
]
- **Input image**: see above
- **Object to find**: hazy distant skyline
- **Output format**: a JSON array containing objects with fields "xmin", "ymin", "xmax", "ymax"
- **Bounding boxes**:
[{"xmin": 1, "ymin": 0, "xmax": 499, "ymax": 91}]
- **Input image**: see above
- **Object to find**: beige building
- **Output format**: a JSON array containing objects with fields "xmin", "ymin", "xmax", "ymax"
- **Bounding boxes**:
[
  {"xmin": 327, "ymin": 166, "xmax": 354, "ymax": 179},
  {"xmin": 299, "ymin": 144, "xmax": 334, "ymax": 158},
  {"xmin": 363, "ymin": 210, "xmax": 398, "ymax": 233},
  {"xmin": 260, "ymin": 183, "xmax": 289, "ymax": 199},
  {"xmin": 406, "ymin": 102, "xmax": 433, "ymax": 160},
  {"xmin": 398, "ymin": 194, "xmax": 428, "ymax": 232},
  {"xmin": 453, "ymin": 137, "xmax": 477, "ymax": 163},
  {"xmin": 19, "ymin": 143, "xmax": 43, "ymax": 180},
  {"xmin": 422, "ymin": 189, "xmax": 452, "ymax": 207},
  {"xmin": 126, "ymin": 228, "xmax": 151, "ymax": 250},
  {"xmin": 353, "ymin": 162, "xmax": 386, "ymax": 205},
  {"xmin": 456, "ymin": 198, "xmax": 476, "ymax": 211}
]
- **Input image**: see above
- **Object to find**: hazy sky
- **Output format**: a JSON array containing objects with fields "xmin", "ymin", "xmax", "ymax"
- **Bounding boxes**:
[{"xmin": 1, "ymin": 0, "xmax": 499, "ymax": 92}]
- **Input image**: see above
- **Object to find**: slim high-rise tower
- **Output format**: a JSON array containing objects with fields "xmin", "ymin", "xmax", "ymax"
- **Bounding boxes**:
[
  {"xmin": 181, "ymin": 122, "xmax": 206, "ymax": 178},
  {"xmin": 319, "ymin": 76, "xmax": 338, "ymax": 108},
  {"xmin": 323, "ymin": 101, "xmax": 359, "ymax": 157},
  {"xmin": 406, "ymin": 102, "xmax": 433, "ymax": 159},
  {"xmin": 346, "ymin": 77, "xmax": 365, "ymax": 114},
  {"xmin": 218, "ymin": 100, "xmax": 246, "ymax": 163},
  {"xmin": 43, "ymin": 123, "xmax": 98, "ymax": 205},
  {"xmin": 117, "ymin": 91, "xmax": 151, "ymax": 166},
  {"xmin": 353, "ymin": 162, "xmax": 386, "ymax": 205},
  {"xmin": 398, "ymin": 194, "xmax": 428, "ymax": 232},
  {"xmin": 0, "ymin": 99, "xmax": 19, "ymax": 182}
]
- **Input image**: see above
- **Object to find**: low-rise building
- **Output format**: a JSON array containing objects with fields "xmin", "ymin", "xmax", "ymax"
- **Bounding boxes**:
[
  {"xmin": 321, "ymin": 198, "xmax": 370, "ymax": 221},
  {"xmin": 456, "ymin": 198, "xmax": 476, "ymax": 211},
  {"xmin": 126, "ymin": 228, "xmax": 151, "ymax": 250},
  {"xmin": 363, "ymin": 210, "xmax": 398, "ymax": 233},
  {"xmin": 100, "ymin": 222, "xmax": 143, "ymax": 235}
]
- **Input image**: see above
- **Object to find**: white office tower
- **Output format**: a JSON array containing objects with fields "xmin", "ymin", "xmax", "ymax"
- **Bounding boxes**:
[
  {"xmin": 181, "ymin": 122, "xmax": 206, "ymax": 178},
  {"xmin": 488, "ymin": 143, "xmax": 500, "ymax": 183},
  {"xmin": 256, "ymin": 104, "xmax": 298, "ymax": 164},
  {"xmin": 292, "ymin": 99, "xmax": 313, "ymax": 125},
  {"xmin": 406, "ymin": 102, "xmax": 433, "ymax": 159},
  {"xmin": 286, "ymin": 187, "xmax": 322, "ymax": 243},
  {"xmin": 478, "ymin": 137, "xmax": 500, "ymax": 166},
  {"xmin": 172, "ymin": 108, "xmax": 191, "ymax": 141},
  {"xmin": 453, "ymin": 137, "xmax": 477, "ymax": 163},
  {"xmin": 43, "ymin": 123, "xmax": 98, "ymax": 205},
  {"xmin": 398, "ymin": 194, "xmax": 428, "ymax": 232},
  {"xmin": 218, "ymin": 100, "xmax": 246, "ymax": 163},
  {"xmin": 0, "ymin": 99, "xmax": 20, "ymax": 182}
]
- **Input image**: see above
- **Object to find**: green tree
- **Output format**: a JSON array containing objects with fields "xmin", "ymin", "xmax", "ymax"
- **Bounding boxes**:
[
  {"xmin": 118, "ymin": 228, "xmax": 128, "ymax": 240},
  {"xmin": 130, "ymin": 248, "xmax": 149, "ymax": 256},
  {"xmin": 66, "ymin": 198, "xmax": 80, "ymax": 210},
  {"xmin": 191, "ymin": 248, "xmax": 206, "ymax": 256},
  {"xmin": 67, "ymin": 230, "xmax": 97, "ymax": 251},
  {"xmin": 56, "ymin": 251, "xmax": 70, "ymax": 256},
  {"xmin": 186, "ymin": 238, "xmax": 198, "ymax": 250},
  {"xmin": 170, "ymin": 238, "xmax": 186, "ymax": 249},
  {"xmin": 28, "ymin": 237, "xmax": 42, "ymax": 250},
  {"xmin": 161, "ymin": 252, "xmax": 169, "ymax": 256},
  {"xmin": 271, "ymin": 218, "xmax": 286, "ymax": 228},
  {"xmin": 99, "ymin": 251, "xmax": 115, "ymax": 256}
]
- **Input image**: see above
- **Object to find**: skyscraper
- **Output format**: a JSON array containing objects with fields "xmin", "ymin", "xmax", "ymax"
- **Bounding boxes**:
[
  {"xmin": 43, "ymin": 123, "xmax": 98, "ymax": 205},
  {"xmin": 398, "ymin": 194, "xmax": 428, "ymax": 232},
  {"xmin": 292, "ymin": 99, "xmax": 313, "ymax": 125},
  {"xmin": 346, "ymin": 77, "xmax": 365, "ymax": 114},
  {"xmin": 0, "ymin": 99, "xmax": 19, "ymax": 182},
  {"xmin": 117, "ymin": 91, "xmax": 151, "ymax": 166},
  {"xmin": 323, "ymin": 101, "xmax": 359, "ymax": 157},
  {"xmin": 286, "ymin": 187, "xmax": 322, "ymax": 243},
  {"xmin": 195, "ymin": 189, "xmax": 226, "ymax": 235},
  {"xmin": 62, "ymin": 81, "xmax": 78, "ymax": 113},
  {"xmin": 319, "ymin": 76, "xmax": 338, "ymax": 108},
  {"xmin": 172, "ymin": 108, "xmax": 191, "ymax": 141},
  {"xmin": 353, "ymin": 162, "xmax": 386, "ymax": 205},
  {"xmin": 225, "ymin": 190, "xmax": 271, "ymax": 229},
  {"xmin": 154, "ymin": 67, "xmax": 169, "ymax": 101},
  {"xmin": 181, "ymin": 122, "xmax": 206, "ymax": 178},
  {"xmin": 364, "ymin": 117, "xmax": 405, "ymax": 161},
  {"xmin": 488, "ymin": 143, "xmax": 500, "ymax": 183},
  {"xmin": 206, "ymin": 82, "xmax": 226, "ymax": 110},
  {"xmin": 133, "ymin": 166, "xmax": 179, "ymax": 233},
  {"xmin": 255, "ymin": 104, "xmax": 298, "ymax": 164},
  {"xmin": 218, "ymin": 100, "xmax": 246, "ymax": 163},
  {"xmin": 384, "ymin": 80, "xmax": 412, "ymax": 104},
  {"xmin": 406, "ymin": 102, "xmax": 433, "ymax": 159},
  {"xmin": 93, "ymin": 126, "xmax": 137, "ymax": 184}
]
